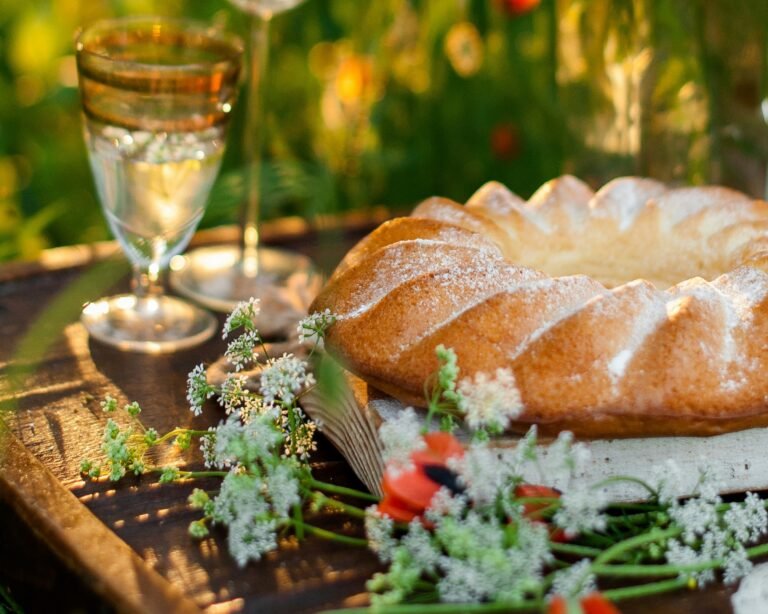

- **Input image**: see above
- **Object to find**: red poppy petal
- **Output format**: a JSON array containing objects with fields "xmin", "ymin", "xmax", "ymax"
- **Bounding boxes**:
[
  {"xmin": 547, "ymin": 595, "xmax": 568, "ymax": 614},
  {"xmin": 515, "ymin": 484, "xmax": 561, "ymax": 499},
  {"xmin": 382, "ymin": 467, "xmax": 441, "ymax": 511},
  {"xmin": 410, "ymin": 449, "xmax": 445, "ymax": 467},
  {"xmin": 581, "ymin": 593, "xmax": 621, "ymax": 614},
  {"xmin": 423, "ymin": 431, "xmax": 465, "ymax": 460},
  {"xmin": 376, "ymin": 497, "xmax": 418, "ymax": 523}
]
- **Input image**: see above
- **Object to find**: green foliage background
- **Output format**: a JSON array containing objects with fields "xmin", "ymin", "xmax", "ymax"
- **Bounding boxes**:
[
  {"xmin": 0, "ymin": 0, "xmax": 766, "ymax": 262},
  {"xmin": 0, "ymin": 0, "xmax": 567, "ymax": 261}
]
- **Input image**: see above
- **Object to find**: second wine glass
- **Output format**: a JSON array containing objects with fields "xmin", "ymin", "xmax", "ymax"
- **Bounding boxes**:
[{"xmin": 170, "ymin": 0, "xmax": 321, "ymax": 337}]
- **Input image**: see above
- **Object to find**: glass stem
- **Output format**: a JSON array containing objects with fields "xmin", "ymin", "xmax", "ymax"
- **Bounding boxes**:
[
  {"xmin": 240, "ymin": 12, "xmax": 272, "ymax": 277},
  {"xmin": 132, "ymin": 262, "xmax": 163, "ymax": 299}
]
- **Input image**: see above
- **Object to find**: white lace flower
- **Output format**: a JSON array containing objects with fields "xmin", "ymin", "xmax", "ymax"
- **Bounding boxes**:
[
  {"xmin": 652, "ymin": 459, "xmax": 685, "ymax": 505},
  {"xmin": 548, "ymin": 559, "xmax": 596, "ymax": 599},
  {"xmin": 365, "ymin": 507, "xmax": 398, "ymax": 563},
  {"xmin": 724, "ymin": 546, "xmax": 753, "ymax": 585},
  {"xmin": 222, "ymin": 297, "xmax": 260, "ymax": 339},
  {"xmin": 457, "ymin": 368, "xmax": 523, "ymax": 431},
  {"xmin": 379, "ymin": 407, "xmax": 425, "ymax": 473},
  {"xmin": 450, "ymin": 443, "xmax": 505, "ymax": 507},
  {"xmin": 186, "ymin": 364, "xmax": 214, "ymax": 416},
  {"xmin": 553, "ymin": 483, "xmax": 609, "ymax": 538},
  {"xmin": 225, "ymin": 330, "xmax": 260, "ymax": 371},
  {"xmin": 297, "ymin": 309, "xmax": 336, "ymax": 344},
  {"xmin": 259, "ymin": 353, "xmax": 315, "ymax": 405},
  {"xmin": 725, "ymin": 492, "xmax": 768, "ymax": 544}
]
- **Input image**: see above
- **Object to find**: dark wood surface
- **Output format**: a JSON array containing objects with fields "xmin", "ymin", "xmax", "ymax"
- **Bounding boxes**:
[{"xmin": 0, "ymin": 219, "xmax": 745, "ymax": 613}]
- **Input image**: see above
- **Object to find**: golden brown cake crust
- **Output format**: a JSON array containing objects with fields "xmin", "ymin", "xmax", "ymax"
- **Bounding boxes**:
[{"xmin": 311, "ymin": 176, "xmax": 768, "ymax": 437}]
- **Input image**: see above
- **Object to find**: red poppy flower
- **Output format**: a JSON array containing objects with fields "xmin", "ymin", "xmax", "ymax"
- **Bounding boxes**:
[
  {"xmin": 377, "ymin": 432, "xmax": 465, "ymax": 523},
  {"xmin": 548, "ymin": 592, "xmax": 621, "ymax": 614},
  {"xmin": 495, "ymin": 0, "xmax": 541, "ymax": 17},
  {"xmin": 490, "ymin": 122, "xmax": 520, "ymax": 160},
  {"xmin": 514, "ymin": 483, "xmax": 569, "ymax": 542}
]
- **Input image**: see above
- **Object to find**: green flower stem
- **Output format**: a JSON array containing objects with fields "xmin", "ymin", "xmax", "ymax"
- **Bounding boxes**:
[
  {"xmin": 594, "ymin": 542, "xmax": 768, "ymax": 577},
  {"xmin": 593, "ymin": 475, "xmax": 658, "ymax": 498},
  {"xmin": 315, "ymin": 495, "xmax": 368, "ymax": 519},
  {"xmin": 593, "ymin": 526, "xmax": 681, "ymax": 566},
  {"xmin": 746, "ymin": 542, "xmax": 768, "ymax": 558},
  {"xmin": 293, "ymin": 503, "xmax": 305, "ymax": 540},
  {"xmin": 175, "ymin": 470, "xmax": 228, "ymax": 479},
  {"xmin": 154, "ymin": 428, "xmax": 211, "ymax": 445},
  {"xmin": 549, "ymin": 542, "xmax": 602, "ymax": 558},
  {"xmin": 602, "ymin": 577, "xmax": 689, "ymax": 601},
  {"xmin": 306, "ymin": 478, "xmax": 379, "ymax": 502},
  {"xmin": 287, "ymin": 404, "xmax": 298, "ymax": 456},
  {"xmin": 578, "ymin": 531, "xmax": 617, "ymax": 548},
  {"xmin": 290, "ymin": 521, "xmax": 368, "ymax": 547}
]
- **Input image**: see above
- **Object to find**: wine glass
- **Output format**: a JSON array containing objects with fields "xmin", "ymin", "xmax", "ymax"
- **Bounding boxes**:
[
  {"xmin": 169, "ymin": 0, "xmax": 321, "ymax": 336},
  {"xmin": 76, "ymin": 17, "xmax": 243, "ymax": 352}
]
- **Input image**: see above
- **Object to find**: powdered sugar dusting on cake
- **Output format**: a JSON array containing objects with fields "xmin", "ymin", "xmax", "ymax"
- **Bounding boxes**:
[
  {"xmin": 606, "ymin": 290, "xmax": 667, "ymax": 386},
  {"xmin": 469, "ymin": 181, "xmax": 551, "ymax": 234},
  {"xmin": 589, "ymin": 282, "xmax": 667, "ymax": 389},
  {"xmin": 510, "ymin": 276, "xmax": 607, "ymax": 357},
  {"xmin": 669, "ymin": 276, "xmax": 756, "ymax": 389},
  {"xmin": 338, "ymin": 241, "xmax": 505, "ymax": 319},
  {"xmin": 589, "ymin": 177, "xmax": 667, "ymax": 232},
  {"xmin": 656, "ymin": 186, "xmax": 754, "ymax": 231},
  {"xmin": 527, "ymin": 175, "xmax": 593, "ymax": 230},
  {"xmin": 608, "ymin": 350, "xmax": 632, "ymax": 379},
  {"xmin": 713, "ymin": 266, "xmax": 768, "ymax": 316}
]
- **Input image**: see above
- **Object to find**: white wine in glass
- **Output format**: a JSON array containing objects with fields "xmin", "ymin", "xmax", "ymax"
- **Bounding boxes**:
[
  {"xmin": 170, "ymin": 0, "xmax": 321, "ymax": 336},
  {"xmin": 77, "ymin": 17, "xmax": 243, "ymax": 352}
]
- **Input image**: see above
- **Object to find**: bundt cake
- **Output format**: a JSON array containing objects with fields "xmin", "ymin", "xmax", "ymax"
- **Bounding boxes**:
[{"xmin": 310, "ymin": 176, "xmax": 768, "ymax": 437}]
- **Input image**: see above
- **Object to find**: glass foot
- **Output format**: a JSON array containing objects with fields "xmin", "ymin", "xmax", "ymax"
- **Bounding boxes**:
[
  {"xmin": 81, "ymin": 294, "xmax": 217, "ymax": 353},
  {"xmin": 169, "ymin": 245, "xmax": 323, "ymax": 338}
]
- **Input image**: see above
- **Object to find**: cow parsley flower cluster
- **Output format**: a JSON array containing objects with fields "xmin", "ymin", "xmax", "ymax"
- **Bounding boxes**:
[
  {"xmin": 457, "ymin": 367, "xmax": 523, "ymax": 432},
  {"xmin": 379, "ymin": 407, "xmax": 426, "ymax": 472},
  {"xmin": 366, "ymin": 491, "xmax": 553, "ymax": 606},
  {"xmin": 297, "ymin": 309, "xmax": 337, "ymax": 347},
  {"xmin": 664, "ymin": 468, "xmax": 768, "ymax": 587},
  {"xmin": 81, "ymin": 301, "xmax": 339, "ymax": 568},
  {"xmin": 259, "ymin": 353, "xmax": 316, "ymax": 406}
]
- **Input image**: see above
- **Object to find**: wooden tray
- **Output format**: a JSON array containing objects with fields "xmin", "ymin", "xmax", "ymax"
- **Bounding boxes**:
[{"xmin": 302, "ymin": 358, "xmax": 768, "ymax": 500}]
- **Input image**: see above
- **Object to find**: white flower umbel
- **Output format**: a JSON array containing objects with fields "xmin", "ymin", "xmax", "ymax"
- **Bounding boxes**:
[
  {"xmin": 297, "ymin": 309, "xmax": 337, "ymax": 345},
  {"xmin": 548, "ymin": 559, "xmax": 596, "ymax": 599},
  {"xmin": 457, "ymin": 368, "xmax": 523, "ymax": 432},
  {"xmin": 278, "ymin": 404, "xmax": 318, "ymax": 460},
  {"xmin": 666, "ymin": 482, "xmax": 767, "ymax": 587},
  {"xmin": 426, "ymin": 488, "xmax": 469, "ymax": 521},
  {"xmin": 222, "ymin": 297, "xmax": 260, "ymax": 339},
  {"xmin": 725, "ymin": 492, "xmax": 768, "ymax": 544},
  {"xmin": 379, "ymin": 407, "xmax": 425, "ymax": 473},
  {"xmin": 724, "ymin": 546, "xmax": 753, "ymax": 585},
  {"xmin": 553, "ymin": 482, "xmax": 609, "ymax": 539},
  {"xmin": 259, "ymin": 353, "xmax": 315, "ymax": 406},
  {"xmin": 225, "ymin": 331, "xmax": 260, "ymax": 371},
  {"xmin": 186, "ymin": 363, "xmax": 215, "ymax": 416},
  {"xmin": 432, "ymin": 512, "xmax": 552, "ymax": 604},
  {"xmin": 450, "ymin": 443, "xmax": 508, "ymax": 508},
  {"xmin": 651, "ymin": 459, "xmax": 685, "ymax": 505},
  {"xmin": 213, "ymin": 413, "xmax": 282, "ymax": 469},
  {"xmin": 365, "ymin": 507, "xmax": 398, "ymax": 563}
]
